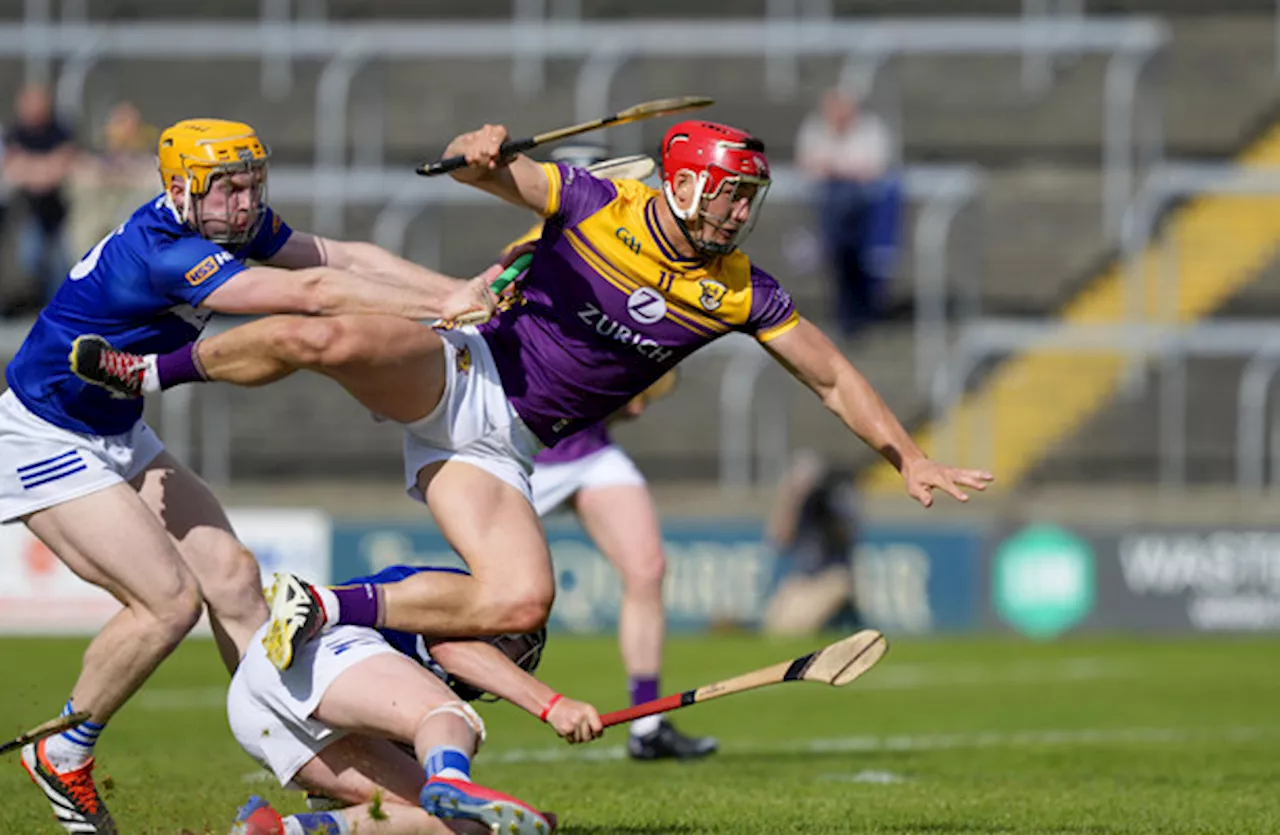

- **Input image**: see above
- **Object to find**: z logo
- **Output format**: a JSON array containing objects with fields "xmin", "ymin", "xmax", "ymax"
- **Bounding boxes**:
[{"xmin": 698, "ymin": 279, "xmax": 728, "ymax": 312}]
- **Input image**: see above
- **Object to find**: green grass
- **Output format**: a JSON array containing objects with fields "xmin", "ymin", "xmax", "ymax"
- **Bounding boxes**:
[{"xmin": 2, "ymin": 634, "xmax": 1278, "ymax": 834}]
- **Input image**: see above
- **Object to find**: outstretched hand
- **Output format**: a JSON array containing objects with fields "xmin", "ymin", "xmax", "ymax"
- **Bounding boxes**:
[{"xmin": 901, "ymin": 458, "xmax": 994, "ymax": 507}]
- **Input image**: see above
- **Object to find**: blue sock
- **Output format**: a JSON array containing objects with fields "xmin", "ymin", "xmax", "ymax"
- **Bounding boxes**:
[
  {"xmin": 284, "ymin": 812, "xmax": 349, "ymax": 835},
  {"xmin": 425, "ymin": 745, "xmax": 472, "ymax": 782}
]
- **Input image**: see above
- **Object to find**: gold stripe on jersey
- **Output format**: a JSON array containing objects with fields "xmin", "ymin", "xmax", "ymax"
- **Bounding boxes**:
[
  {"xmin": 539, "ymin": 162, "xmax": 563, "ymax": 218},
  {"xmin": 756, "ymin": 311, "xmax": 801, "ymax": 343},
  {"xmin": 564, "ymin": 227, "xmax": 726, "ymax": 338}
]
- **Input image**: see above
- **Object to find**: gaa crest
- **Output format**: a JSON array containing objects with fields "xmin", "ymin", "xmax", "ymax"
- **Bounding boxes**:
[{"xmin": 698, "ymin": 279, "xmax": 728, "ymax": 312}]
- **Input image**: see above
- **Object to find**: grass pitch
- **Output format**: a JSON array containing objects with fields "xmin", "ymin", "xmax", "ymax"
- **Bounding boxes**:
[{"xmin": 1, "ymin": 633, "xmax": 1277, "ymax": 834}]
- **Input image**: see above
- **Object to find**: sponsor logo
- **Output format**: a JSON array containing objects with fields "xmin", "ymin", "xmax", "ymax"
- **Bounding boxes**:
[
  {"xmin": 615, "ymin": 226, "xmax": 641, "ymax": 255},
  {"xmin": 577, "ymin": 303, "xmax": 674, "ymax": 363},
  {"xmin": 625, "ymin": 287, "xmax": 667, "ymax": 325},
  {"xmin": 185, "ymin": 250, "xmax": 235, "ymax": 286},
  {"xmin": 993, "ymin": 524, "xmax": 1096, "ymax": 639}
]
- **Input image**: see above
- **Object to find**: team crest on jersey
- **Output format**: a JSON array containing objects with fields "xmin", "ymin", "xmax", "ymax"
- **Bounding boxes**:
[
  {"xmin": 455, "ymin": 346, "xmax": 472, "ymax": 374},
  {"xmin": 184, "ymin": 250, "xmax": 235, "ymax": 286},
  {"xmin": 698, "ymin": 279, "xmax": 728, "ymax": 311},
  {"xmin": 271, "ymin": 211, "xmax": 282, "ymax": 236}
]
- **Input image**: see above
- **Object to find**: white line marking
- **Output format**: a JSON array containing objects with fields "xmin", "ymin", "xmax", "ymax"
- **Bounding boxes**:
[
  {"xmin": 481, "ymin": 726, "xmax": 1274, "ymax": 764},
  {"xmin": 239, "ymin": 725, "xmax": 1275, "ymax": 782}
]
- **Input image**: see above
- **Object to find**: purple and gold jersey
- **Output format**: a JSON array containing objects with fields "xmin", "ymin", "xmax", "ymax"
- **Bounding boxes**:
[
  {"xmin": 534, "ymin": 422, "xmax": 612, "ymax": 465},
  {"xmin": 479, "ymin": 162, "xmax": 798, "ymax": 447}
]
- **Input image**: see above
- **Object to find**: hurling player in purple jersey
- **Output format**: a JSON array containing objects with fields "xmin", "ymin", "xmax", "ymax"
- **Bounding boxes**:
[
  {"xmin": 72, "ymin": 120, "xmax": 994, "ymax": 688},
  {"xmin": 11, "ymin": 118, "xmax": 472, "ymax": 835},
  {"xmin": 511, "ymin": 146, "xmax": 716, "ymax": 761}
]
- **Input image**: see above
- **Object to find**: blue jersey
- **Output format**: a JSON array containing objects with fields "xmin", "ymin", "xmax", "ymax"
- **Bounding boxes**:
[
  {"xmin": 342, "ymin": 564, "xmax": 471, "ymax": 668},
  {"xmin": 5, "ymin": 195, "xmax": 292, "ymax": 436}
]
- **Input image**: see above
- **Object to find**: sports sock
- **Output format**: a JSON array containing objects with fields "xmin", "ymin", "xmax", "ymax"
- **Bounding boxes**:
[
  {"xmin": 41, "ymin": 700, "xmax": 105, "ymax": 773},
  {"xmin": 282, "ymin": 812, "xmax": 350, "ymax": 835},
  {"xmin": 149, "ymin": 343, "xmax": 207, "ymax": 391},
  {"xmin": 316, "ymin": 583, "xmax": 382, "ymax": 628},
  {"xmin": 629, "ymin": 676, "xmax": 662, "ymax": 737},
  {"xmin": 425, "ymin": 745, "xmax": 472, "ymax": 782}
]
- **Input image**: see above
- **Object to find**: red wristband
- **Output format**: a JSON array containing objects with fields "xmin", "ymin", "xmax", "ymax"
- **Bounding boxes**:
[{"xmin": 539, "ymin": 693, "xmax": 563, "ymax": 722}]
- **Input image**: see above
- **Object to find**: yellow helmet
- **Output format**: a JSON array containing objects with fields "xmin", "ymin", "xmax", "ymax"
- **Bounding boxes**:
[{"xmin": 158, "ymin": 118, "xmax": 270, "ymax": 246}]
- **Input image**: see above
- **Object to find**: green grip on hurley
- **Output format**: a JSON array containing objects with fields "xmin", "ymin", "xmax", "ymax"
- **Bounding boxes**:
[
  {"xmin": 490, "ymin": 251, "xmax": 534, "ymax": 296},
  {"xmin": 435, "ymin": 251, "xmax": 535, "ymax": 327}
]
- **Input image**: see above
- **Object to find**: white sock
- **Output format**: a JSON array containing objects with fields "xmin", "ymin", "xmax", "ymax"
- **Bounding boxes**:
[
  {"xmin": 631, "ymin": 714, "xmax": 663, "ymax": 737},
  {"xmin": 139, "ymin": 355, "xmax": 161, "ymax": 393},
  {"xmin": 314, "ymin": 585, "xmax": 340, "ymax": 627},
  {"xmin": 42, "ymin": 701, "xmax": 104, "ymax": 773}
]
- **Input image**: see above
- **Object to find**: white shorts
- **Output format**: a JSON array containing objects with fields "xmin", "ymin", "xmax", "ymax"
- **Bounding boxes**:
[
  {"xmin": 401, "ymin": 327, "xmax": 543, "ymax": 505},
  {"xmin": 227, "ymin": 623, "xmax": 399, "ymax": 787},
  {"xmin": 0, "ymin": 390, "xmax": 164, "ymax": 523},
  {"xmin": 530, "ymin": 445, "xmax": 647, "ymax": 517}
]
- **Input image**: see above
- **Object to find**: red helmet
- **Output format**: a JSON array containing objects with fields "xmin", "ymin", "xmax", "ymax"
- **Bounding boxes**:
[{"xmin": 660, "ymin": 121, "xmax": 771, "ymax": 257}]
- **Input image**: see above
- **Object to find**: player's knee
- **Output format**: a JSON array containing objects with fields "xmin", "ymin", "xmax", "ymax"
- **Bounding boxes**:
[
  {"xmin": 622, "ymin": 548, "xmax": 667, "ymax": 595},
  {"xmin": 480, "ymin": 586, "xmax": 554, "ymax": 635},
  {"xmin": 272, "ymin": 316, "xmax": 361, "ymax": 369},
  {"xmin": 147, "ymin": 577, "xmax": 204, "ymax": 643},
  {"xmin": 201, "ymin": 545, "xmax": 264, "ymax": 613}
]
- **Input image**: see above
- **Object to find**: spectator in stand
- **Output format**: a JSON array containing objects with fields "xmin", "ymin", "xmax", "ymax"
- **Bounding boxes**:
[
  {"xmin": 796, "ymin": 86, "xmax": 903, "ymax": 337},
  {"xmin": 4, "ymin": 84, "xmax": 76, "ymax": 308},
  {"xmin": 69, "ymin": 101, "xmax": 158, "ymax": 259}
]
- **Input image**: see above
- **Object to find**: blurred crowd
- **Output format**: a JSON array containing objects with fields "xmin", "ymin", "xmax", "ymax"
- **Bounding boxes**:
[{"xmin": 0, "ymin": 84, "xmax": 157, "ymax": 318}]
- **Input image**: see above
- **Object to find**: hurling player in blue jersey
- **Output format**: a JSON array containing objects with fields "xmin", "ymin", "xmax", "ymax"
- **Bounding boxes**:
[
  {"xmin": 229, "ymin": 565, "xmax": 597, "ymax": 835},
  {"xmin": 4, "ymin": 118, "xmax": 471, "ymax": 834}
]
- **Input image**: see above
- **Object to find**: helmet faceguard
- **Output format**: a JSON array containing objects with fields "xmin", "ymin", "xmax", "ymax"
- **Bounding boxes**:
[
  {"xmin": 158, "ymin": 119, "xmax": 271, "ymax": 249},
  {"xmin": 661, "ymin": 121, "xmax": 771, "ymax": 258}
]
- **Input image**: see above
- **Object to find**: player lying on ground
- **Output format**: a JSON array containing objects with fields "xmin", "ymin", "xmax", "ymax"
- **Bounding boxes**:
[
  {"xmin": 513, "ymin": 145, "xmax": 714, "ymax": 761},
  {"xmin": 230, "ymin": 565, "xmax": 600, "ymax": 835},
  {"xmin": 12, "ymin": 117, "xmax": 480, "ymax": 835},
  {"xmin": 71, "ymin": 119, "xmax": 994, "ymax": 680}
]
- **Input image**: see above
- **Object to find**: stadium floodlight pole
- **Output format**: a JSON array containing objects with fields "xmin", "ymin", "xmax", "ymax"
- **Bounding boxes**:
[
  {"xmin": 0, "ymin": 711, "xmax": 93, "ymax": 757},
  {"xmin": 600, "ymin": 630, "xmax": 889, "ymax": 728},
  {"xmin": 415, "ymin": 96, "xmax": 714, "ymax": 177}
]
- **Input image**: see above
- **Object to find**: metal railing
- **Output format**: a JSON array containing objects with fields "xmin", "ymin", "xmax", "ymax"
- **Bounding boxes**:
[
  {"xmin": 931, "ymin": 321, "xmax": 1280, "ymax": 491},
  {"xmin": 0, "ymin": 17, "xmax": 1166, "ymax": 237}
]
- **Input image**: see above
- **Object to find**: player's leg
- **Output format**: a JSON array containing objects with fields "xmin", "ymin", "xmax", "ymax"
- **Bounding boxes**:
[
  {"xmin": 21, "ymin": 486, "xmax": 204, "ymax": 832},
  {"xmin": 195, "ymin": 314, "xmax": 447, "ymax": 424},
  {"xmin": 313, "ymin": 649, "xmax": 552, "ymax": 834},
  {"xmin": 233, "ymin": 736, "xmax": 462, "ymax": 835},
  {"xmin": 131, "ymin": 451, "xmax": 268, "ymax": 671},
  {"xmin": 277, "ymin": 461, "xmax": 554, "ymax": 653},
  {"xmin": 571, "ymin": 476, "xmax": 717, "ymax": 761}
]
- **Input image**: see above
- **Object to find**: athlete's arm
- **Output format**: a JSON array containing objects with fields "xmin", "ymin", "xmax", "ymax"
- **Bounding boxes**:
[
  {"xmin": 763, "ymin": 317, "xmax": 993, "ymax": 507},
  {"xmin": 428, "ymin": 639, "xmax": 603, "ymax": 744},
  {"xmin": 199, "ymin": 264, "xmax": 456, "ymax": 320},
  {"xmin": 442, "ymin": 124, "xmax": 551, "ymax": 214},
  {"xmin": 266, "ymin": 230, "xmax": 465, "ymax": 294}
]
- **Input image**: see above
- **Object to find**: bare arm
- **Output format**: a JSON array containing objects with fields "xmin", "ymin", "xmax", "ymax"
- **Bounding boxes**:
[
  {"xmin": 442, "ymin": 124, "xmax": 551, "ymax": 214},
  {"xmin": 764, "ymin": 317, "xmax": 993, "ymax": 506},
  {"xmin": 265, "ymin": 230, "xmax": 467, "ymax": 301},
  {"xmin": 199, "ymin": 263, "xmax": 455, "ymax": 320},
  {"xmin": 429, "ymin": 640, "xmax": 602, "ymax": 743}
]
